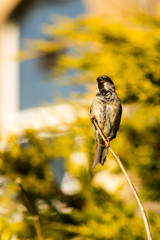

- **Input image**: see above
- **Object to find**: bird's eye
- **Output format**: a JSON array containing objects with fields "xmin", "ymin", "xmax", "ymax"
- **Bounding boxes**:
[{"xmin": 98, "ymin": 77, "xmax": 105, "ymax": 83}]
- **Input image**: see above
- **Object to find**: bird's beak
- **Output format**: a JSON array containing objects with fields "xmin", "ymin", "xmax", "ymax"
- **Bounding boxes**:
[{"xmin": 97, "ymin": 77, "xmax": 105, "ymax": 83}]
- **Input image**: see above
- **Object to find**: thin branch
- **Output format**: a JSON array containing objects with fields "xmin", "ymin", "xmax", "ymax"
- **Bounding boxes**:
[
  {"xmin": 90, "ymin": 116, "xmax": 152, "ymax": 240},
  {"xmin": 16, "ymin": 178, "xmax": 45, "ymax": 240}
]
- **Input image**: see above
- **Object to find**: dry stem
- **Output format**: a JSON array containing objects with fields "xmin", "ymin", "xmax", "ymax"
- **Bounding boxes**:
[
  {"xmin": 16, "ymin": 178, "xmax": 45, "ymax": 240},
  {"xmin": 90, "ymin": 116, "xmax": 152, "ymax": 240}
]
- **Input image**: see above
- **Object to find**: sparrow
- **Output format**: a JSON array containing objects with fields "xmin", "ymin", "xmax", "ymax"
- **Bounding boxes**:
[{"xmin": 90, "ymin": 75, "xmax": 122, "ymax": 168}]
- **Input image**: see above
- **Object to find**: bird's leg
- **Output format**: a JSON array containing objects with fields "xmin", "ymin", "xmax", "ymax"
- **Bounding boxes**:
[
  {"xmin": 89, "ymin": 114, "xmax": 110, "ymax": 148},
  {"xmin": 89, "ymin": 114, "xmax": 96, "ymax": 123},
  {"xmin": 89, "ymin": 114, "xmax": 98, "ymax": 129},
  {"xmin": 104, "ymin": 137, "xmax": 110, "ymax": 148}
]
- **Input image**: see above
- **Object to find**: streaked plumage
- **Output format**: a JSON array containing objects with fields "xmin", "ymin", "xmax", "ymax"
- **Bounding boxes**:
[{"xmin": 90, "ymin": 75, "xmax": 122, "ymax": 168}]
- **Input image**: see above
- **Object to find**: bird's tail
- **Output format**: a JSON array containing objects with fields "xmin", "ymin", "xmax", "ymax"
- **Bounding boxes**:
[{"xmin": 92, "ymin": 144, "xmax": 108, "ymax": 169}]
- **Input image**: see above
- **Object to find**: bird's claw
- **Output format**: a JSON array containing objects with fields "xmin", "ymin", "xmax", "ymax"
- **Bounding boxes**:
[
  {"xmin": 89, "ymin": 114, "xmax": 97, "ymax": 124},
  {"xmin": 104, "ymin": 137, "xmax": 110, "ymax": 148}
]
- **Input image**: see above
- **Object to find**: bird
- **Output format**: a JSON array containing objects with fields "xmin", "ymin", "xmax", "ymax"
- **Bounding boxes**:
[{"xmin": 90, "ymin": 75, "xmax": 122, "ymax": 168}]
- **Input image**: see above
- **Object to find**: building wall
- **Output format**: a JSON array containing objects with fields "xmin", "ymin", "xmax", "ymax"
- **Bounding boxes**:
[
  {"xmin": 0, "ymin": 0, "xmax": 86, "ymax": 133},
  {"xmin": 84, "ymin": 0, "xmax": 160, "ymax": 15},
  {"xmin": 0, "ymin": 0, "xmax": 21, "ymax": 25},
  {"xmin": 0, "ymin": 23, "xmax": 19, "ymax": 130}
]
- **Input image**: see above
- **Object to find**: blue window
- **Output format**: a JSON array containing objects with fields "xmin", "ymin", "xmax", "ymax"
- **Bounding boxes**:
[{"xmin": 18, "ymin": 0, "xmax": 85, "ymax": 110}]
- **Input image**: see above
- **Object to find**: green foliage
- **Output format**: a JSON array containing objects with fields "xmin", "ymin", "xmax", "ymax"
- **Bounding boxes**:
[
  {"xmin": 1, "ymin": 12, "xmax": 160, "ymax": 240},
  {"xmin": 39, "ymin": 14, "xmax": 160, "ymax": 104}
]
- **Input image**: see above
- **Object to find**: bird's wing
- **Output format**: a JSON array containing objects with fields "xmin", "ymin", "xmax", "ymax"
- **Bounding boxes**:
[{"xmin": 111, "ymin": 102, "xmax": 122, "ymax": 139}]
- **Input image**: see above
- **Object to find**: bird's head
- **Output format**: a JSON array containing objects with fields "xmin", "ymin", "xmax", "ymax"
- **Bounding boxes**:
[{"xmin": 96, "ymin": 75, "xmax": 115, "ymax": 91}]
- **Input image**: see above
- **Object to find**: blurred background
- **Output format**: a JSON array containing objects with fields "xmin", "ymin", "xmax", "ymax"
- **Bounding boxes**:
[{"xmin": 0, "ymin": 0, "xmax": 160, "ymax": 239}]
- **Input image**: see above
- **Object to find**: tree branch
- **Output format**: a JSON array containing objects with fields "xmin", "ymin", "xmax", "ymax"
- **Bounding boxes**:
[
  {"xmin": 16, "ymin": 178, "xmax": 45, "ymax": 240},
  {"xmin": 90, "ymin": 115, "xmax": 152, "ymax": 240}
]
